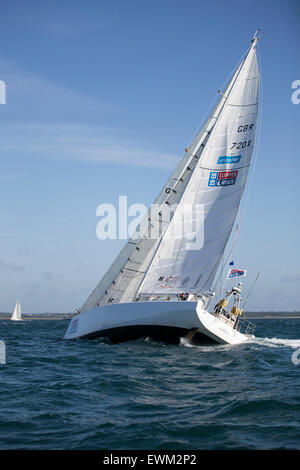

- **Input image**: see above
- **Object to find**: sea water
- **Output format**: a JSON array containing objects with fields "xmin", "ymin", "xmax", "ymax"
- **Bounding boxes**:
[{"xmin": 0, "ymin": 318, "xmax": 299, "ymax": 449}]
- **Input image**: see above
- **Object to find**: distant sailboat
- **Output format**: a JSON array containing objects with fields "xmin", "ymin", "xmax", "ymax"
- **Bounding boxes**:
[
  {"xmin": 10, "ymin": 301, "xmax": 22, "ymax": 321},
  {"xmin": 64, "ymin": 31, "xmax": 261, "ymax": 345}
]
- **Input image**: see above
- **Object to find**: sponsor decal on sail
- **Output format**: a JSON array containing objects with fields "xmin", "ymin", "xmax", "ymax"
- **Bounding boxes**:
[
  {"xmin": 217, "ymin": 155, "xmax": 241, "ymax": 164},
  {"xmin": 208, "ymin": 170, "xmax": 238, "ymax": 187}
]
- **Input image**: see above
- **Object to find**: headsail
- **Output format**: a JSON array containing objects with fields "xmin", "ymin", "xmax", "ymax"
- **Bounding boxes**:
[
  {"xmin": 80, "ymin": 34, "xmax": 260, "ymax": 311},
  {"xmin": 138, "ymin": 37, "xmax": 260, "ymax": 295}
]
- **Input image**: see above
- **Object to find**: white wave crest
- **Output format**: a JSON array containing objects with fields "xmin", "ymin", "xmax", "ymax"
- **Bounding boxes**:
[
  {"xmin": 252, "ymin": 337, "xmax": 300, "ymax": 349},
  {"xmin": 179, "ymin": 337, "xmax": 194, "ymax": 348},
  {"xmin": 179, "ymin": 337, "xmax": 234, "ymax": 352}
]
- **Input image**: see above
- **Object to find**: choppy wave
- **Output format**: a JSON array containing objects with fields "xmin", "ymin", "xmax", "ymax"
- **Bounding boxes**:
[
  {"xmin": 0, "ymin": 318, "xmax": 299, "ymax": 449},
  {"xmin": 179, "ymin": 336, "xmax": 236, "ymax": 352},
  {"xmin": 180, "ymin": 334, "xmax": 300, "ymax": 350},
  {"xmin": 252, "ymin": 337, "xmax": 300, "ymax": 349}
]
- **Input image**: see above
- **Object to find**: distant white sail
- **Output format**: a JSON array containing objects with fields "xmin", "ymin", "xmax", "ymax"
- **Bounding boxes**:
[
  {"xmin": 139, "ymin": 40, "xmax": 259, "ymax": 295},
  {"xmin": 10, "ymin": 300, "xmax": 22, "ymax": 321}
]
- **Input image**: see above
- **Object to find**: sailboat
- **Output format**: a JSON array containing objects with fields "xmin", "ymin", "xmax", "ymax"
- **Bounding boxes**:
[
  {"xmin": 10, "ymin": 300, "xmax": 22, "ymax": 321},
  {"xmin": 64, "ymin": 32, "xmax": 261, "ymax": 345}
]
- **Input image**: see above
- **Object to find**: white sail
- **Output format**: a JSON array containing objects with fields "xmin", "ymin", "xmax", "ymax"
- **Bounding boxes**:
[
  {"xmin": 80, "ymin": 36, "xmax": 260, "ymax": 311},
  {"xmin": 138, "ymin": 39, "xmax": 260, "ymax": 295},
  {"xmin": 10, "ymin": 300, "xmax": 22, "ymax": 321},
  {"xmin": 80, "ymin": 54, "xmax": 244, "ymax": 312}
]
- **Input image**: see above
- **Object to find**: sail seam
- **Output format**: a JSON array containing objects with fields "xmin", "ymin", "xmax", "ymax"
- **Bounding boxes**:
[
  {"xmin": 198, "ymin": 163, "xmax": 251, "ymax": 171},
  {"xmin": 227, "ymin": 102, "xmax": 259, "ymax": 107}
]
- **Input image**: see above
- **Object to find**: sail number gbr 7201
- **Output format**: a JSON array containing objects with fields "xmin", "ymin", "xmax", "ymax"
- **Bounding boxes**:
[
  {"xmin": 231, "ymin": 122, "xmax": 255, "ymax": 150},
  {"xmin": 231, "ymin": 139, "xmax": 252, "ymax": 150}
]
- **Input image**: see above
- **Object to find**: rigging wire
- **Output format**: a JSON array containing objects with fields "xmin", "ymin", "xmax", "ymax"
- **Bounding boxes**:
[{"xmin": 242, "ymin": 272, "xmax": 260, "ymax": 310}]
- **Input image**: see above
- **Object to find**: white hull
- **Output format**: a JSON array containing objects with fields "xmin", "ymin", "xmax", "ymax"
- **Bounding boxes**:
[
  {"xmin": 64, "ymin": 301, "xmax": 251, "ymax": 345},
  {"xmin": 195, "ymin": 306, "xmax": 250, "ymax": 345}
]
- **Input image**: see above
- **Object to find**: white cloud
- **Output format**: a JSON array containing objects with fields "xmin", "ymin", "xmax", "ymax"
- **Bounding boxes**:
[
  {"xmin": 0, "ymin": 60, "xmax": 180, "ymax": 169},
  {"xmin": 0, "ymin": 59, "xmax": 123, "ymax": 120},
  {"xmin": 0, "ymin": 122, "xmax": 179, "ymax": 169}
]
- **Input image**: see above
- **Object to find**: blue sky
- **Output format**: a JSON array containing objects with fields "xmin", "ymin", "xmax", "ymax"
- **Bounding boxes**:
[{"xmin": 0, "ymin": 0, "xmax": 299, "ymax": 312}]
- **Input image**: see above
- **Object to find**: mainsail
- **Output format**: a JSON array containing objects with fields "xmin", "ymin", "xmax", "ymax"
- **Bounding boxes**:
[{"xmin": 80, "ymin": 34, "xmax": 260, "ymax": 311}]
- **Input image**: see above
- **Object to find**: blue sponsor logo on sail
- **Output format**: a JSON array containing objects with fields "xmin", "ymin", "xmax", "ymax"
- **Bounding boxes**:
[
  {"xmin": 217, "ymin": 178, "xmax": 236, "ymax": 186},
  {"xmin": 217, "ymin": 155, "xmax": 241, "ymax": 164},
  {"xmin": 208, "ymin": 171, "xmax": 218, "ymax": 187}
]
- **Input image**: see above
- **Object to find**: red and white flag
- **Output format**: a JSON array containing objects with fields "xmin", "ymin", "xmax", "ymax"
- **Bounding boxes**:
[{"xmin": 227, "ymin": 269, "xmax": 247, "ymax": 279}]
